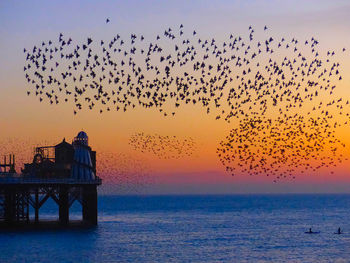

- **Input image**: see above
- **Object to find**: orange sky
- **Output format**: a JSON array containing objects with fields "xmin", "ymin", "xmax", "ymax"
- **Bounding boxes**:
[{"xmin": 1, "ymin": 0, "xmax": 350, "ymax": 193}]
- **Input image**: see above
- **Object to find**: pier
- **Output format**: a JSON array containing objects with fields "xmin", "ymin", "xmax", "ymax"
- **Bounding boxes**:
[{"xmin": 0, "ymin": 131, "xmax": 102, "ymax": 227}]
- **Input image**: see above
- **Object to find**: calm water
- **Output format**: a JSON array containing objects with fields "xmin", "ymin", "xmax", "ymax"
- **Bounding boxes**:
[{"xmin": 1, "ymin": 194, "xmax": 350, "ymax": 263}]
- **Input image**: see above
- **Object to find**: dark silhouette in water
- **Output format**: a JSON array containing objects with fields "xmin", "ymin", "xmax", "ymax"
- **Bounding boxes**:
[
  {"xmin": 305, "ymin": 228, "xmax": 320, "ymax": 234},
  {"xmin": 335, "ymin": 227, "xmax": 342, "ymax": 234}
]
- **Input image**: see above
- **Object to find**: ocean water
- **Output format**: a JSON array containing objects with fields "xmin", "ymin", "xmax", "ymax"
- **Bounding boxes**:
[{"xmin": 1, "ymin": 194, "xmax": 350, "ymax": 263}]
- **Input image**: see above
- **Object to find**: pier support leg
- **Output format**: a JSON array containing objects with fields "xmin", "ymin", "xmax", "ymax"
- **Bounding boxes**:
[
  {"xmin": 82, "ymin": 186, "xmax": 97, "ymax": 225},
  {"xmin": 26, "ymin": 194, "xmax": 29, "ymax": 224},
  {"xmin": 35, "ymin": 188, "xmax": 39, "ymax": 223},
  {"xmin": 4, "ymin": 188, "xmax": 15, "ymax": 224},
  {"xmin": 59, "ymin": 186, "xmax": 69, "ymax": 225}
]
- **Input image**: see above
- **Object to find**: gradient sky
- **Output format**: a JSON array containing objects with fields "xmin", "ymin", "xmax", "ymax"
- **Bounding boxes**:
[{"xmin": 1, "ymin": 0, "xmax": 350, "ymax": 194}]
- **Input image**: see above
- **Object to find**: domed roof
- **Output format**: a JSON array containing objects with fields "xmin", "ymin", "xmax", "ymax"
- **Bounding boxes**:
[
  {"xmin": 77, "ymin": 131, "xmax": 88, "ymax": 139},
  {"xmin": 74, "ymin": 131, "xmax": 89, "ymax": 146}
]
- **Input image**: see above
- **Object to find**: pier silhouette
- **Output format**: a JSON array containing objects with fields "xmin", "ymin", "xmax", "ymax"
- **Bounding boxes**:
[{"xmin": 0, "ymin": 131, "xmax": 102, "ymax": 227}]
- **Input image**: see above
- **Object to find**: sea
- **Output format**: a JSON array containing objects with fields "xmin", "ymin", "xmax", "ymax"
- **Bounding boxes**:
[{"xmin": 1, "ymin": 194, "xmax": 350, "ymax": 263}]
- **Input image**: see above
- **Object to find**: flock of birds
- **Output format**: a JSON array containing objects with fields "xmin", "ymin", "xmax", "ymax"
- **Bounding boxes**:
[
  {"xmin": 22, "ymin": 22, "xmax": 350, "ymax": 181},
  {"xmin": 97, "ymin": 150, "xmax": 152, "ymax": 191},
  {"xmin": 217, "ymin": 115, "xmax": 347, "ymax": 181},
  {"xmin": 128, "ymin": 133, "xmax": 196, "ymax": 159}
]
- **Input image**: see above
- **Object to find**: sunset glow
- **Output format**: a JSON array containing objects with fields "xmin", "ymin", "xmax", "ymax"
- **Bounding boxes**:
[{"xmin": 1, "ymin": 0, "xmax": 350, "ymax": 194}]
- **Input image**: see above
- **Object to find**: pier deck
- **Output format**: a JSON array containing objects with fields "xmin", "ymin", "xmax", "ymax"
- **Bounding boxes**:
[{"xmin": 0, "ymin": 176, "xmax": 102, "ymax": 226}]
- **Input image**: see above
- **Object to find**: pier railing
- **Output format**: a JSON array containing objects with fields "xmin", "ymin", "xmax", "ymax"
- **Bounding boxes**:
[{"xmin": 0, "ymin": 175, "xmax": 102, "ymax": 185}]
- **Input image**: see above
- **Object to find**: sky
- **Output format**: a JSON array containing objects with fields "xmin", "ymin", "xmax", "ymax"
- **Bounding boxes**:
[{"xmin": 1, "ymin": 0, "xmax": 350, "ymax": 194}]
